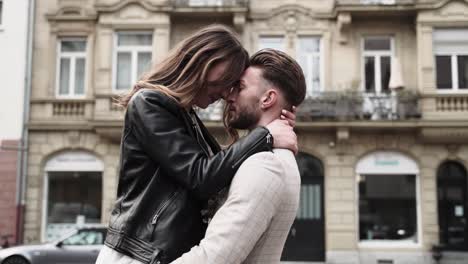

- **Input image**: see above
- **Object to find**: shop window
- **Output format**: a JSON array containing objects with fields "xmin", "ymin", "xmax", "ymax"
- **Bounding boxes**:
[{"xmin": 359, "ymin": 174, "xmax": 417, "ymax": 242}]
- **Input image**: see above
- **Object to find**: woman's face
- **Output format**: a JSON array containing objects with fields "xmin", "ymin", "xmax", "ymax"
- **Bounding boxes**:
[{"xmin": 193, "ymin": 61, "xmax": 231, "ymax": 109}]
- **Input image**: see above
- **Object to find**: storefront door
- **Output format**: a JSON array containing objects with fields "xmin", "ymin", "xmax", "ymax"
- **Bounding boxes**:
[
  {"xmin": 437, "ymin": 161, "xmax": 468, "ymax": 250},
  {"xmin": 281, "ymin": 152, "xmax": 325, "ymax": 261}
]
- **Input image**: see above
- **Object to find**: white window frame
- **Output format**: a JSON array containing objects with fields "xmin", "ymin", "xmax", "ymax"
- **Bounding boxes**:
[
  {"xmin": 354, "ymin": 151, "xmax": 422, "ymax": 249},
  {"xmin": 257, "ymin": 36, "xmax": 286, "ymax": 52},
  {"xmin": 55, "ymin": 38, "xmax": 88, "ymax": 99},
  {"xmin": 361, "ymin": 36, "xmax": 395, "ymax": 95},
  {"xmin": 433, "ymin": 28, "xmax": 468, "ymax": 93},
  {"xmin": 112, "ymin": 31, "xmax": 153, "ymax": 92},
  {"xmin": 296, "ymin": 36, "xmax": 324, "ymax": 96}
]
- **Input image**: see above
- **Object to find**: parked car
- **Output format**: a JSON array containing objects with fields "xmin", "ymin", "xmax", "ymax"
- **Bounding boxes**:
[{"xmin": 0, "ymin": 226, "xmax": 106, "ymax": 264}]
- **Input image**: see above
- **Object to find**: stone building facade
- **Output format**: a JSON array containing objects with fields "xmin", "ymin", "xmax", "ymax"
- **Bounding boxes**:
[{"xmin": 26, "ymin": 0, "xmax": 468, "ymax": 263}]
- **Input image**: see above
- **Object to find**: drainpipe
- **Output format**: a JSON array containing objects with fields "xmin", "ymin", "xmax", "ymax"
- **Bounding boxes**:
[{"xmin": 16, "ymin": 0, "xmax": 35, "ymax": 245}]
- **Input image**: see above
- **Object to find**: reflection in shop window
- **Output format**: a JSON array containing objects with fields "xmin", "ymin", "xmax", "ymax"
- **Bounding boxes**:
[
  {"xmin": 359, "ymin": 174, "xmax": 417, "ymax": 242},
  {"xmin": 47, "ymin": 172, "xmax": 102, "ymax": 241}
]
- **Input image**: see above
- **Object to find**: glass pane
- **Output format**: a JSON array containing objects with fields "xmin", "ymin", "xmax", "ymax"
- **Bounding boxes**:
[
  {"xmin": 437, "ymin": 162, "xmax": 468, "ymax": 249},
  {"xmin": 458, "ymin": 55, "xmax": 468, "ymax": 89},
  {"xmin": 365, "ymin": 56, "xmax": 375, "ymax": 93},
  {"xmin": 381, "ymin": 56, "xmax": 391, "ymax": 93},
  {"xmin": 116, "ymin": 52, "xmax": 132, "ymax": 90},
  {"xmin": 359, "ymin": 174, "xmax": 417, "ymax": 242},
  {"xmin": 47, "ymin": 171, "xmax": 102, "ymax": 241},
  {"xmin": 258, "ymin": 37, "xmax": 285, "ymax": 52},
  {"xmin": 312, "ymin": 57, "xmax": 320, "ymax": 94},
  {"xmin": 297, "ymin": 184, "xmax": 321, "ymax": 220},
  {"xmin": 118, "ymin": 33, "xmax": 153, "ymax": 46},
  {"xmin": 62, "ymin": 231, "xmax": 104, "ymax": 246},
  {"xmin": 59, "ymin": 58, "xmax": 70, "ymax": 95},
  {"xmin": 137, "ymin": 52, "xmax": 152, "ymax": 78},
  {"xmin": 436, "ymin": 56, "xmax": 452, "ymax": 89},
  {"xmin": 0, "ymin": 1, "xmax": 3, "ymax": 25},
  {"xmin": 299, "ymin": 37, "xmax": 320, "ymax": 53},
  {"xmin": 364, "ymin": 38, "xmax": 391, "ymax": 51},
  {"xmin": 75, "ymin": 58, "xmax": 85, "ymax": 95},
  {"xmin": 61, "ymin": 40, "xmax": 86, "ymax": 52}
]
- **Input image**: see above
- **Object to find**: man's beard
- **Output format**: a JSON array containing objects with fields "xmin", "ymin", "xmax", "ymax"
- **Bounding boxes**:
[{"xmin": 227, "ymin": 102, "xmax": 261, "ymax": 130}]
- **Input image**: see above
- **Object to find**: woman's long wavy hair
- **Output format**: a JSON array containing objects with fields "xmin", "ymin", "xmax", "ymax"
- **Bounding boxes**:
[{"xmin": 117, "ymin": 24, "xmax": 249, "ymax": 109}]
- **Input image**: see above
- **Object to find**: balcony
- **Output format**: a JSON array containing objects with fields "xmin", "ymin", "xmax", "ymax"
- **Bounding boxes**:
[
  {"xmin": 296, "ymin": 91, "xmax": 421, "ymax": 122},
  {"xmin": 335, "ymin": 0, "xmax": 416, "ymax": 15},
  {"xmin": 172, "ymin": 0, "xmax": 247, "ymax": 7}
]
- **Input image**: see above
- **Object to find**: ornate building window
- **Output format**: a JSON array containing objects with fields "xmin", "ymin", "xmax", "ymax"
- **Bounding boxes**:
[
  {"xmin": 56, "ymin": 38, "xmax": 87, "ymax": 98},
  {"xmin": 356, "ymin": 151, "xmax": 420, "ymax": 246},
  {"xmin": 433, "ymin": 29, "xmax": 468, "ymax": 92},
  {"xmin": 113, "ymin": 31, "xmax": 153, "ymax": 91},
  {"xmin": 362, "ymin": 36, "xmax": 393, "ymax": 94},
  {"xmin": 258, "ymin": 36, "xmax": 285, "ymax": 52},
  {"xmin": 297, "ymin": 37, "xmax": 322, "ymax": 96}
]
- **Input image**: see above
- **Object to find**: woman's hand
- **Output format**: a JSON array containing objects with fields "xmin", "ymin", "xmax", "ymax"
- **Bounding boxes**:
[
  {"xmin": 265, "ymin": 119, "xmax": 298, "ymax": 154},
  {"xmin": 280, "ymin": 106, "xmax": 297, "ymax": 127}
]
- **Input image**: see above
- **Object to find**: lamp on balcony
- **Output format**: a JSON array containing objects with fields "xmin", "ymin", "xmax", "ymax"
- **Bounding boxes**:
[{"xmin": 389, "ymin": 57, "xmax": 404, "ymax": 119}]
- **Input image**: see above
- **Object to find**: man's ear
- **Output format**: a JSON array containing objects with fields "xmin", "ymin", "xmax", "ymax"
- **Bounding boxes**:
[{"xmin": 260, "ymin": 89, "xmax": 278, "ymax": 110}]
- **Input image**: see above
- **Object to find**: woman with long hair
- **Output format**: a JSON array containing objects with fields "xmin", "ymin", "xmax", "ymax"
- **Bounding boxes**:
[{"xmin": 96, "ymin": 24, "xmax": 297, "ymax": 264}]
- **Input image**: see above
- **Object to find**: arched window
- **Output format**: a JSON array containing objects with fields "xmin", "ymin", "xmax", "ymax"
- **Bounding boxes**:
[
  {"xmin": 356, "ymin": 151, "xmax": 419, "ymax": 245},
  {"xmin": 43, "ymin": 151, "xmax": 103, "ymax": 242},
  {"xmin": 437, "ymin": 161, "xmax": 468, "ymax": 250},
  {"xmin": 282, "ymin": 152, "xmax": 325, "ymax": 261}
]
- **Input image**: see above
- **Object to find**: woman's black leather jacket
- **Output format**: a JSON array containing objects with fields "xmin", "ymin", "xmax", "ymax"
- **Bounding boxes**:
[{"xmin": 104, "ymin": 89, "xmax": 273, "ymax": 264}]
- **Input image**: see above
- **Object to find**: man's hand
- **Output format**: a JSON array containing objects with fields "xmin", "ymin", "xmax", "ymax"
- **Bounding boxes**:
[{"xmin": 265, "ymin": 119, "xmax": 298, "ymax": 154}]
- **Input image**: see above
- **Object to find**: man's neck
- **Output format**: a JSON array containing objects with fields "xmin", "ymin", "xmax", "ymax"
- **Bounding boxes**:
[{"xmin": 248, "ymin": 108, "xmax": 282, "ymax": 130}]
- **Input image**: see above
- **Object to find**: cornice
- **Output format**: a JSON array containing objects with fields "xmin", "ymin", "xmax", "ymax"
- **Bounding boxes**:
[
  {"xmin": 46, "ymin": 6, "xmax": 98, "ymax": 22},
  {"xmin": 94, "ymin": 0, "xmax": 172, "ymax": 13}
]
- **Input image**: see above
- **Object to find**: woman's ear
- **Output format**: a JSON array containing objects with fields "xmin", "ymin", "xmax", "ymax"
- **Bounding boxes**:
[{"xmin": 260, "ymin": 89, "xmax": 278, "ymax": 110}]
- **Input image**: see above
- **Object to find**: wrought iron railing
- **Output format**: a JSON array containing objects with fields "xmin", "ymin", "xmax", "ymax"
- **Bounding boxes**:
[
  {"xmin": 172, "ymin": 0, "xmax": 248, "ymax": 7},
  {"xmin": 296, "ymin": 91, "xmax": 421, "ymax": 121}
]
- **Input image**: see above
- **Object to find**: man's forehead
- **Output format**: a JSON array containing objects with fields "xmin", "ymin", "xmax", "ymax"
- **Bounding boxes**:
[{"xmin": 241, "ymin": 67, "xmax": 262, "ymax": 83}]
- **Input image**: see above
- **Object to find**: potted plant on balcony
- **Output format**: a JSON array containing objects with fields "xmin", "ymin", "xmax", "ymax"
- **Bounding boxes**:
[
  {"xmin": 335, "ymin": 88, "xmax": 364, "ymax": 121},
  {"xmin": 396, "ymin": 89, "xmax": 420, "ymax": 119}
]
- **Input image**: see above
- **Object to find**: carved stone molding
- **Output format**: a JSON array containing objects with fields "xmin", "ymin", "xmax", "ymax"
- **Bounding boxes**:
[
  {"xmin": 94, "ymin": 0, "xmax": 170, "ymax": 13},
  {"xmin": 46, "ymin": 6, "xmax": 98, "ymax": 22},
  {"xmin": 337, "ymin": 12, "xmax": 351, "ymax": 44},
  {"xmin": 420, "ymin": 128, "xmax": 468, "ymax": 143}
]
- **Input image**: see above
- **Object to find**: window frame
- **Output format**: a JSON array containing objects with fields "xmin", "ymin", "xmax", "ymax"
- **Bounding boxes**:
[
  {"xmin": 296, "ymin": 35, "xmax": 324, "ymax": 96},
  {"xmin": 257, "ymin": 36, "xmax": 286, "ymax": 52},
  {"xmin": 55, "ymin": 37, "xmax": 88, "ymax": 99},
  {"xmin": 112, "ymin": 31, "xmax": 153, "ymax": 92},
  {"xmin": 355, "ymin": 173, "xmax": 422, "ymax": 248},
  {"xmin": 361, "ymin": 36, "xmax": 395, "ymax": 95},
  {"xmin": 434, "ymin": 53, "xmax": 468, "ymax": 93}
]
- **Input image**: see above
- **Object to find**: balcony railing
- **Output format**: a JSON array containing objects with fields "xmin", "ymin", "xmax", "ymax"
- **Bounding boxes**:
[
  {"xmin": 172, "ymin": 0, "xmax": 247, "ymax": 7},
  {"xmin": 420, "ymin": 93, "xmax": 468, "ymax": 120},
  {"xmin": 296, "ymin": 91, "xmax": 421, "ymax": 121},
  {"xmin": 337, "ymin": 0, "xmax": 415, "ymax": 5}
]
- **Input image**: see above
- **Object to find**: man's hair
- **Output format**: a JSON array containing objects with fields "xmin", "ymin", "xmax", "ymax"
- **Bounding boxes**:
[
  {"xmin": 118, "ymin": 24, "xmax": 249, "ymax": 108},
  {"xmin": 250, "ymin": 49, "xmax": 306, "ymax": 109}
]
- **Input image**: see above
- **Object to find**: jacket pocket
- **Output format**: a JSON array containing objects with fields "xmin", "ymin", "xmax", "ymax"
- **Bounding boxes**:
[{"xmin": 151, "ymin": 190, "xmax": 180, "ymax": 226}]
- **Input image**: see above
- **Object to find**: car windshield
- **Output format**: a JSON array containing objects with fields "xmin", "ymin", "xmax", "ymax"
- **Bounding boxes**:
[{"xmin": 61, "ymin": 230, "xmax": 104, "ymax": 246}]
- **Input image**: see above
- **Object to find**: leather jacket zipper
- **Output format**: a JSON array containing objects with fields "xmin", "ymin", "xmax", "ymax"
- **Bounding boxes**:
[
  {"xmin": 231, "ymin": 134, "xmax": 270, "ymax": 169},
  {"xmin": 151, "ymin": 190, "xmax": 179, "ymax": 225}
]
